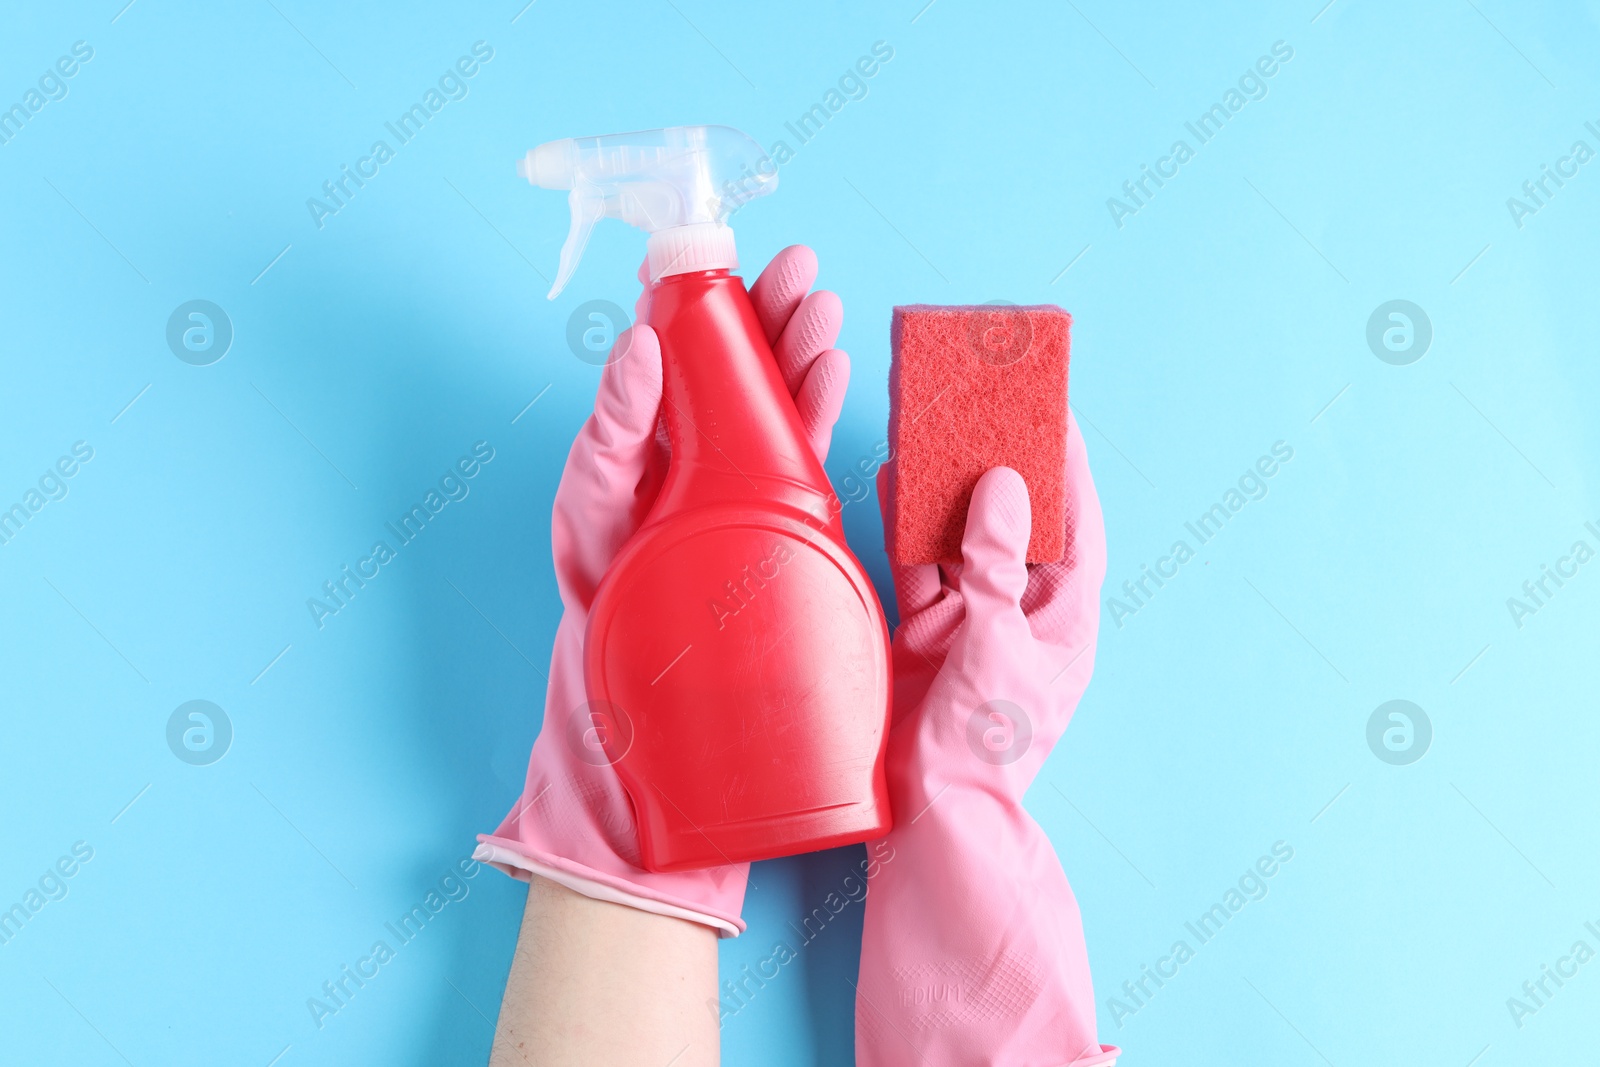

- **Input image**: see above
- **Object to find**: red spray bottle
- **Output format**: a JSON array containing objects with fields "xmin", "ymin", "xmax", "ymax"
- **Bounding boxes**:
[{"xmin": 522, "ymin": 126, "xmax": 892, "ymax": 872}]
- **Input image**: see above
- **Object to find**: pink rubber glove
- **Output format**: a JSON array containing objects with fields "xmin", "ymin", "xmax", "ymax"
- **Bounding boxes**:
[
  {"xmin": 856, "ymin": 417, "xmax": 1119, "ymax": 1065},
  {"xmin": 476, "ymin": 246, "xmax": 850, "ymax": 936}
]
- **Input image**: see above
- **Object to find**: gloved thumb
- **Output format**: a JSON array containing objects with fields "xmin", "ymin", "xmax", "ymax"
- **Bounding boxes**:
[
  {"xmin": 587, "ymin": 326, "xmax": 662, "ymax": 453},
  {"xmin": 952, "ymin": 467, "xmax": 1032, "ymax": 626},
  {"xmin": 552, "ymin": 325, "xmax": 664, "ymax": 609}
]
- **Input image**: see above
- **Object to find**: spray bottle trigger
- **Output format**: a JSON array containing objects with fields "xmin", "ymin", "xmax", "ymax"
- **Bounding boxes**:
[
  {"xmin": 522, "ymin": 127, "xmax": 777, "ymax": 297},
  {"xmin": 549, "ymin": 189, "xmax": 605, "ymax": 300}
]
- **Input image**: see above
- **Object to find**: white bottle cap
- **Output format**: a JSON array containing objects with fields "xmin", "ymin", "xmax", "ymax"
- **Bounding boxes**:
[{"xmin": 647, "ymin": 222, "xmax": 739, "ymax": 282}]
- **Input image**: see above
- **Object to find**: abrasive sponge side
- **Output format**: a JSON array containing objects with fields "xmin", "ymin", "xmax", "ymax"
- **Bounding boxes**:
[{"xmin": 887, "ymin": 304, "xmax": 1071, "ymax": 566}]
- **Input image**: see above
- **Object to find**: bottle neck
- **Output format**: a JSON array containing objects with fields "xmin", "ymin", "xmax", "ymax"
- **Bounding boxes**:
[
  {"xmin": 647, "ymin": 223, "xmax": 739, "ymax": 284},
  {"xmin": 644, "ymin": 271, "xmax": 839, "ymax": 527}
]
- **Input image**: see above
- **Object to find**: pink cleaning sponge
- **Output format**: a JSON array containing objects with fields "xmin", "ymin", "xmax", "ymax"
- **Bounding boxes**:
[{"xmin": 888, "ymin": 304, "xmax": 1071, "ymax": 566}]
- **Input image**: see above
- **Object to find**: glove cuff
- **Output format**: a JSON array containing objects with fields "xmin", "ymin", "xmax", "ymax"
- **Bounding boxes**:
[{"xmin": 473, "ymin": 836, "xmax": 745, "ymax": 938}]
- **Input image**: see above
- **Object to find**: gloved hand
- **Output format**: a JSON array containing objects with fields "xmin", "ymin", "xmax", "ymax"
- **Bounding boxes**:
[
  {"xmin": 856, "ymin": 419, "xmax": 1120, "ymax": 1065},
  {"xmin": 476, "ymin": 246, "xmax": 850, "ymax": 936}
]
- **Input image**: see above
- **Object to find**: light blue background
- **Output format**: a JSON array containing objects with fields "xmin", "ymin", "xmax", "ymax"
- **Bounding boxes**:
[{"xmin": 2, "ymin": 1, "xmax": 1596, "ymax": 1064}]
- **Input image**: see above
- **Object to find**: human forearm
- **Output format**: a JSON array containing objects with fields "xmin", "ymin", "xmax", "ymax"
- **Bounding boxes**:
[{"xmin": 492, "ymin": 875, "xmax": 720, "ymax": 1067}]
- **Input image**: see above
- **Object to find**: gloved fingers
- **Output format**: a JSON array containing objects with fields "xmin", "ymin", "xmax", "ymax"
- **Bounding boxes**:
[
  {"xmin": 952, "ymin": 467, "xmax": 1033, "ymax": 628},
  {"xmin": 551, "ymin": 325, "xmax": 665, "ymax": 605},
  {"xmin": 749, "ymin": 244, "xmax": 818, "ymax": 346},
  {"xmin": 793, "ymin": 348, "xmax": 850, "ymax": 462},
  {"xmin": 773, "ymin": 289, "xmax": 844, "ymax": 396},
  {"xmin": 876, "ymin": 463, "xmax": 943, "ymax": 620},
  {"xmin": 1019, "ymin": 413, "xmax": 1107, "ymax": 649}
]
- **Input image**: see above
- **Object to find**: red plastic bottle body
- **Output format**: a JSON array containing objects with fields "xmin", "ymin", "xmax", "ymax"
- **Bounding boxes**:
[{"xmin": 583, "ymin": 269, "xmax": 892, "ymax": 872}]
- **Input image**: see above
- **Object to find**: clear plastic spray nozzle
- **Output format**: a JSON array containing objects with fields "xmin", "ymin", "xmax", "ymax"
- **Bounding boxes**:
[{"xmin": 519, "ymin": 125, "xmax": 777, "ymax": 300}]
